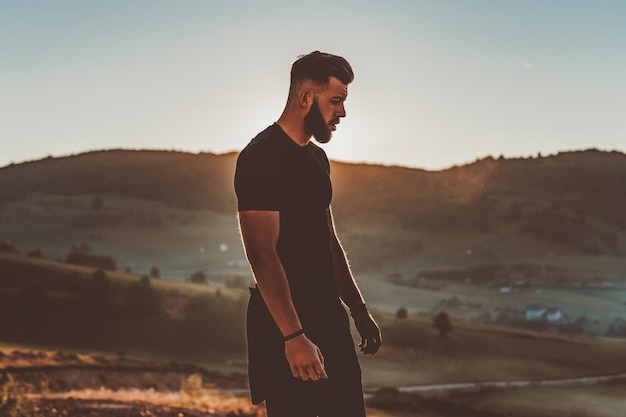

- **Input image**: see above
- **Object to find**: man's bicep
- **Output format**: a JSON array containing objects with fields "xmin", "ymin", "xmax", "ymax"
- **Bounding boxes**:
[
  {"xmin": 235, "ymin": 150, "xmax": 281, "ymax": 211},
  {"xmin": 238, "ymin": 210, "xmax": 280, "ymax": 261}
]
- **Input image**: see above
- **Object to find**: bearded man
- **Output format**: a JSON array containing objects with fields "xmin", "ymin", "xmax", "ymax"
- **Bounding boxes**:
[{"xmin": 234, "ymin": 51, "xmax": 381, "ymax": 417}]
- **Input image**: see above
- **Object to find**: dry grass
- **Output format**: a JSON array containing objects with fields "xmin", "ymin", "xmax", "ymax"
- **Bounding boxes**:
[{"xmin": 32, "ymin": 388, "xmax": 261, "ymax": 416}]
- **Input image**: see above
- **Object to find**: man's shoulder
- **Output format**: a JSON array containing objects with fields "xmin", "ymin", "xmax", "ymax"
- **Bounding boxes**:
[
  {"xmin": 236, "ymin": 124, "xmax": 285, "ymax": 173},
  {"xmin": 240, "ymin": 124, "xmax": 284, "ymax": 156}
]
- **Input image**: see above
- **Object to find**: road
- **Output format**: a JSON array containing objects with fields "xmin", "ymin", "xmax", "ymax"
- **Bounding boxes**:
[{"xmin": 369, "ymin": 371, "xmax": 626, "ymax": 397}]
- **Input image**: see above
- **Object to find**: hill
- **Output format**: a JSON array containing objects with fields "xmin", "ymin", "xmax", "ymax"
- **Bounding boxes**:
[
  {"xmin": 1, "ymin": 148, "xmax": 626, "ymax": 272},
  {"xmin": 2, "ymin": 148, "xmax": 625, "ymax": 232},
  {"xmin": 1, "ymin": 148, "xmax": 626, "ymax": 337},
  {"xmin": 0, "ymin": 150, "xmax": 239, "ymax": 212}
]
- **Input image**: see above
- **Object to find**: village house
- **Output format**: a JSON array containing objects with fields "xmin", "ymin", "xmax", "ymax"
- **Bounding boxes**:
[
  {"xmin": 525, "ymin": 304, "xmax": 547, "ymax": 321},
  {"xmin": 524, "ymin": 304, "xmax": 566, "ymax": 324}
]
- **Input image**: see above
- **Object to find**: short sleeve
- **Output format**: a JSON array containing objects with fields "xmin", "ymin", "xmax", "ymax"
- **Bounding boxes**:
[{"xmin": 234, "ymin": 146, "xmax": 281, "ymax": 211}]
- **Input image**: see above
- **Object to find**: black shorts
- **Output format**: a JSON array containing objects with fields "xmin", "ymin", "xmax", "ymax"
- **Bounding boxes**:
[{"xmin": 246, "ymin": 287, "xmax": 365, "ymax": 416}]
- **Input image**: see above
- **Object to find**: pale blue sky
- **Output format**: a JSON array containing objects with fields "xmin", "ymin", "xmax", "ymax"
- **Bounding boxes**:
[{"xmin": 1, "ymin": 0, "xmax": 625, "ymax": 170}]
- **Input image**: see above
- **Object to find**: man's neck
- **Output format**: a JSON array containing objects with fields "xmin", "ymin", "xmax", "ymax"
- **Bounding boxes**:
[{"xmin": 276, "ymin": 116, "xmax": 311, "ymax": 147}]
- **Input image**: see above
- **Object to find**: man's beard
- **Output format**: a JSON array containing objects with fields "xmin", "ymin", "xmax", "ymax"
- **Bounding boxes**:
[{"xmin": 304, "ymin": 98, "xmax": 332, "ymax": 144}]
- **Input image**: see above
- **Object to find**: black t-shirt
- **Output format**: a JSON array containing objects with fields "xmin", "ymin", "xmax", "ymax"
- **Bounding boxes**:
[{"xmin": 234, "ymin": 123, "xmax": 340, "ymax": 312}]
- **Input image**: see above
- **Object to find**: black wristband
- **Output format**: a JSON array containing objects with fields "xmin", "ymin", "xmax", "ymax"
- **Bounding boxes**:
[
  {"xmin": 350, "ymin": 303, "xmax": 368, "ymax": 318},
  {"xmin": 283, "ymin": 329, "xmax": 305, "ymax": 342}
]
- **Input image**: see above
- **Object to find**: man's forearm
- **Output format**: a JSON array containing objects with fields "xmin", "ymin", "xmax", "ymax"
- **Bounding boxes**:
[
  {"xmin": 326, "ymin": 207, "xmax": 366, "ymax": 311},
  {"xmin": 329, "ymin": 236, "xmax": 366, "ymax": 311}
]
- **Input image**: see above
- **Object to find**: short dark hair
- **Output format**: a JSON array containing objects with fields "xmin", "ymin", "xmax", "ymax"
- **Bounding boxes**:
[{"xmin": 290, "ymin": 51, "xmax": 354, "ymax": 87}]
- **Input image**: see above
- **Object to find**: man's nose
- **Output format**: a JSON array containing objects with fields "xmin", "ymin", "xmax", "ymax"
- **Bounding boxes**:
[{"xmin": 337, "ymin": 103, "xmax": 346, "ymax": 118}]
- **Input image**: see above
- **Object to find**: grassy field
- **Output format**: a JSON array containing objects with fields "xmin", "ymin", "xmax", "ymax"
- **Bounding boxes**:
[
  {"xmin": 0, "ymin": 193, "xmax": 248, "ymax": 282},
  {"xmin": 2, "ymin": 249, "xmax": 626, "ymax": 416},
  {"xmin": 365, "ymin": 381, "xmax": 626, "ymax": 417},
  {"xmin": 361, "ymin": 313, "xmax": 626, "ymax": 387},
  {"xmin": 2, "ymin": 191, "xmax": 625, "ymax": 343},
  {"xmin": 448, "ymin": 382, "xmax": 626, "ymax": 417}
]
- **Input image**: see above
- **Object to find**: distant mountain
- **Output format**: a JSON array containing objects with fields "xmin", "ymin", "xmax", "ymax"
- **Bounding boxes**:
[
  {"xmin": 0, "ymin": 150, "xmax": 239, "ymax": 212},
  {"xmin": 1, "ymin": 148, "xmax": 625, "ymax": 243},
  {"xmin": 330, "ymin": 149, "xmax": 626, "ymax": 233}
]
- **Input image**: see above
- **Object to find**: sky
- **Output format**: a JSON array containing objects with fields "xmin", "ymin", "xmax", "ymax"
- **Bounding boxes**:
[{"xmin": 1, "ymin": 0, "xmax": 625, "ymax": 171}]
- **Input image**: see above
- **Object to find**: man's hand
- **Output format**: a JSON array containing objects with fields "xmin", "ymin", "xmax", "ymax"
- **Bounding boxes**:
[
  {"xmin": 354, "ymin": 313, "xmax": 382, "ymax": 355},
  {"xmin": 284, "ymin": 335, "xmax": 328, "ymax": 381}
]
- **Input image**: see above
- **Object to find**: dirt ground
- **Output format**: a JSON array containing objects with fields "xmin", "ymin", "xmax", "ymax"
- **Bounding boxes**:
[{"xmin": 31, "ymin": 397, "xmax": 256, "ymax": 417}]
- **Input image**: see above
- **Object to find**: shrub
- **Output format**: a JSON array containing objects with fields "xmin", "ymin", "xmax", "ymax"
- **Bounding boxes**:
[
  {"xmin": 0, "ymin": 373, "xmax": 42, "ymax": 417},
  {"xmin": 395, "ymin": 307, "xmax": 408, "ymax": 319},
  {"xmin": 189, "ymin": 271, "xmax": 207, "ymax": 284},
  {"xmin": 180, "ymin": 373, "xmax": 204, "ymax": 398},
  {"xmin": 140, "ymin": 275, "xmax": 151, "ymax": 286},
  {"xmin": 0, "ymin": 241, "xmax": 17, "ymax": 253},
  {"xmin": 433, "ymin": 311, "xmax": 453, "ymax": 338},
  {"xmin": 150, "ymin": 266, "xmax": 160, "ymax": 279}
]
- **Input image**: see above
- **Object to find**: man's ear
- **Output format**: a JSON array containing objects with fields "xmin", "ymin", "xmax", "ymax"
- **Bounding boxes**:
[
  {"xmin": 297, "ymin": 88, "xmax": 316, "ymax": 111},
  {"xmin": 298, "ymin": 90, "xmax": 310, "ymax": 108}
]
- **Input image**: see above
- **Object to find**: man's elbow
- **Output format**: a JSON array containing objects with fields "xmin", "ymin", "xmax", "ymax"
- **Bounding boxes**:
[{"xmin": 244, "ymin": 246, "xmax": 277, "ymax": 269}]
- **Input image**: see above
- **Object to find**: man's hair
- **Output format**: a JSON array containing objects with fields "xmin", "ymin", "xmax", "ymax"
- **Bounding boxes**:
[{"xmin": 290, "ymin": 51, "xmax": 354, "ymax": 89}]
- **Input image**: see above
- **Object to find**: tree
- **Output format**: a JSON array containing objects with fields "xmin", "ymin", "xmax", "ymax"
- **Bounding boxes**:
[
  {"xmin": 395, "ymin": 307, "xmax": 408, "ymax": 319},
  {"xmin": 433, "ymin": 311, "xmax": 453, "ymax": 338},
  {"xmin": 189, "ymin": 270, "xmax": 207, "ymax": 284},
  {"xmin": 140, "ymin": 275, "xmax": 151, "ymax": 286},
  {"xmin": 150, "ymin": 266, "xmax": 160, "ymax": 279}
]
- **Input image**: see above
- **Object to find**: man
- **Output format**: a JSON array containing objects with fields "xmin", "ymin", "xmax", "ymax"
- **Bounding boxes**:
[{"xmin": 234, "ymin": 51, "xmax": 381, "ymax": 417}]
